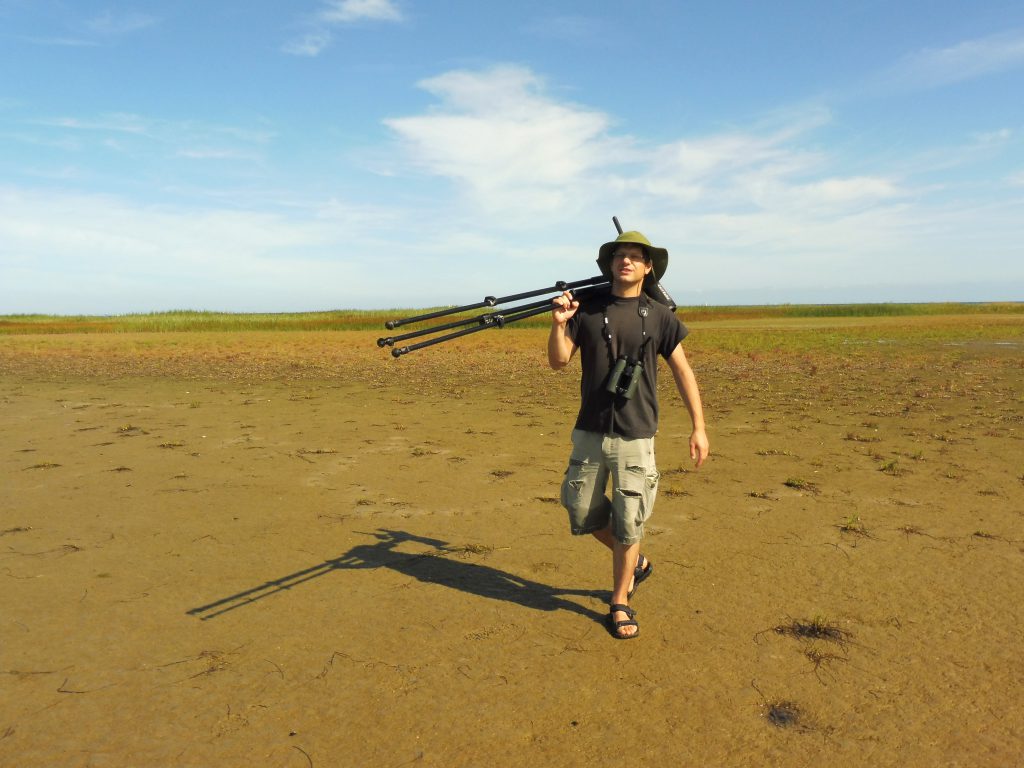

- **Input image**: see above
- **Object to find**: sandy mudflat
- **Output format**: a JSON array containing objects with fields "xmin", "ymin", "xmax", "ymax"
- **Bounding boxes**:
[{"xmin": 1, "ymin": 324, "xmax": 1022, "ymax": 766}]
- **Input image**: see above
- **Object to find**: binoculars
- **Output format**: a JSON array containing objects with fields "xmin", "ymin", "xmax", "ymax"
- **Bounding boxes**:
[{"xmin": 606, "ymin": 355, "xmax": 644, "ymax": 399}]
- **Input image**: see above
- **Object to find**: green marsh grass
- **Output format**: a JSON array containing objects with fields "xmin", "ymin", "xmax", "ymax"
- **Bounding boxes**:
[
  {"xmin": 0, "ymin": 310, "xmax": 402, "ymax": 334},
  {"xmin": 2, "ymin": 304, "xmax": 1022, "ymax": 364},
  {"xmin": 3, "ymin": 302, "xmax": 1021, "ymax": 337}
]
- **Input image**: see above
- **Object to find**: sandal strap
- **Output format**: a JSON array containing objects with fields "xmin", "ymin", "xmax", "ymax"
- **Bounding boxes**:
[
  {"xmin": 609, "ymin": 603, "xmax": 635, "ymax": 617},
  {"xmin": 634, "ymin": 555, "xmax": 651, "ymax": 577}
]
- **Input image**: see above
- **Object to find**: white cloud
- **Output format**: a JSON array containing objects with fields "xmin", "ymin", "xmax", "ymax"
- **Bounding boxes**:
[
  {"xmin": 795, "ymin": 176, "xmax": 902, "ymax": 204},
  {"xmin": 176, "ymin": 148, "xmax": 261, "ymax": 161},
  {"xmin": 0, "ymin": 188, "xmax": 316, "ymax": 266},
  {"xmin": 85, "ymin": 10, "xmax": 159, "ymax": 36},
  {"xmin": 283, "ymin": 0, "xmax": 403, "ymax": 57},
  {"xmin": 281, "ymin": 32, "xmax": 331, "ymax": 57},
  {"xmin": 644, "ymin": 114, "xmax": 831, "ymax": 208},
  {"xmin": 383, "ymin": 70, "xmax": 903, "ymax": 228},
  {"xmin": 524, "ymin": 14, "xmax": 604, "ymax": 44},
  {"xmin": 48, "ymin": 113, "xmax": 273, "ymax": 144},
  {"xmin": 890, "ymin": 30, "xmax": 1024, "ymax": 88},
  {"xmin": 972, "ymin": 128, "xmax": 1012, "ymax": 145},
  {"xmin": 319, "ymin": 0, "xmax": 403, "ymax": 23},
  {"xmin": 30, "ymin": 112, "xmax": 275, "ymax": 163},
  {"xmin": 8, "ymin": 58, "xmax": 1021, "ymax": 312},
  {"xmin": 379, "ymin": 66, "xmax": 1024, "ymax": 301},
  {"xmin": 17, "ymin": 10, "xmax": 157, "ymax": 47},
  {"xmin": 24, "ymin": 36, "xmax": 98, "ymax": 47},
  {"xmin": 385, "ymin": 66, "xmax": 629, "ymax": 221},
  {"xmin": 42, "ymin": 113, "xmax": 150, "ymax": 135},
  {"xmin": 0, "ymin": 186, "xmax": 398, "ymax": 313}
]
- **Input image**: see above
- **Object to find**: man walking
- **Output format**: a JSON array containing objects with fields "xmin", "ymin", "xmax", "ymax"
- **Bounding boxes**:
[{"xmin": 548, "ymin": 229, "xmax": 708, "ymax": 639}]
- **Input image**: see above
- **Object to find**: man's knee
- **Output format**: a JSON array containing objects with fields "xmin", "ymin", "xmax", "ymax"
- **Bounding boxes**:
[
  {"xmin": 561, "ymin": 462, "xmax": 610, "ymax": 533},
  {"xmin": 610, "ymin": 463, "xmax": 660, "ymax": 543}
]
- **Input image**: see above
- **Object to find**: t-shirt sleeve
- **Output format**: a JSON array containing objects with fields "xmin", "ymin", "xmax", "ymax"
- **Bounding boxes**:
[
  {"xmin": 658, "ymin": 313, "xmax": 688, "ymax": 358},
  {"xmin": 566, "ymin": 312, "xmax": 582, "ymax": 344}
]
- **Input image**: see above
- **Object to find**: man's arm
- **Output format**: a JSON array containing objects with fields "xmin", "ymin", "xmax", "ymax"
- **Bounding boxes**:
[
  {"xmin": 666, "ymin": 343, "xmax": 709, "ymax": 468},
  {"xmin": 548, "ymin": 290, "xmax": 579, "ymax": 370}
]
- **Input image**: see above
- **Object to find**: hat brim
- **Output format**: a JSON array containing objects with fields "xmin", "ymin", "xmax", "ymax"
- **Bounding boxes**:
[{"xmin": 597, "ymin": 241, "xmax": 669, "ymax": 281}]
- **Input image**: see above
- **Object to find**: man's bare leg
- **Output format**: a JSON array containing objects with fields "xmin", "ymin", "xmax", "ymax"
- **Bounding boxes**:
[
  {"xmin": 610, "ymin": 540, "xmax": 640, "ymax": 638},
  {"xmin": 591, "ymin": 525, "xmax": 641, "ymax": 637},
  {"xmin": 592, "ymin": 525, "xmax": 648, "ymax": 593},
  {"xmin": 592, "ymin": 525, "xmax": 616, "ymax": 550}
]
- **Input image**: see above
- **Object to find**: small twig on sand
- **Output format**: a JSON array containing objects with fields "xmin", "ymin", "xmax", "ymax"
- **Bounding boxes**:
[
  {"xmin": 57, "ymin": 677, "xmax": 116, "ymax": 694},
  {"xmin": 292, "ymin": 746, "xmax": 313, "ymax": 768}
]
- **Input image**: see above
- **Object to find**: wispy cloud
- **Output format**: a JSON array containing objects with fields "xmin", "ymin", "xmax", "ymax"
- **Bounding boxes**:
[
  {"xmin": 14, "ymin": 112, "xmax": 275, "ymax": 180},
  {"xmin": 375, "ymin": 65, "xmax": 1006, "ymax": 298},
  {"xmin": 281, "ymin": 32, "xmax": 331, "ymax": 57},
  {"xmin": 283, "ymin": 0, "xmax": 404, "ymax": 57},
  {"xmin": 320, "ymin": 0, "xmax": 403, "ymax": 23},
  {"xmin": 642, "ymin": 109, "xmax": 832, "ymax": 205},
  {"xmin": 524, "ymin": 14, "xmax": 605, "ymax": 44},
  {"xmin": 382, "ymin": 66, "xmax": 903, "ymax": 230},
  {"xmin": 0, "ymin": 185, "xmax": 396, "ymax": 313},
  {"xmin": 972, "ymin": 128, "xmax": 1012, "ymax": 145},
  {"xmin": 40, "ymin": 113, "xmax": 151, "ymax": 135},
  {"xmin": 18, "ymin": 9, "xmax": 158, "ymax": 47},
  {"xmin": 889, "ymin": 29, "xmax": 1024, "ymax": 88},
  {"xmin": 385, "ymin": 65, "xmax": 628, "ymax": 221},
  {"xmin": 34, "ymin": 112, "xmax": 274, "ymax": 146},
  {"xmin": 85, "ymin": 10, "xmax": 159, "ymax": 36},
  {"xmin": 176, "ymin": 148, "xmax": 262, "ymax": 161},
  {"xmin": 24, "ymin": 36, "xmax": 99, "ymax": 47},
  {"xmin": 0, "ymin": 130, "xmax": 82, "ymax": 151}
]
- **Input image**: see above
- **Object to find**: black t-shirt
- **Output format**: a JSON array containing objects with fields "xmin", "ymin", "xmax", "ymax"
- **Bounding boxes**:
[{"xmin": 566, "ymin": 291, "xmax": 688, "ymax": 438}]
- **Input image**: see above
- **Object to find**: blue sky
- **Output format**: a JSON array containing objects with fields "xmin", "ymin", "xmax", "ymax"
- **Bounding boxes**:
[{"xmin": 2, "ymin": 0, "xmax": 1023, "ymax": 313}]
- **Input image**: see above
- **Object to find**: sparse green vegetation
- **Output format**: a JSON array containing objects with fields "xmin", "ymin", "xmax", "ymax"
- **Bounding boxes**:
[
  {"xmin": 837, "ymin": 515, "xmax": 872, "ymax": 537},
  {"xmin": 784, "ymin": 477, "xmax": 819, "ymax": 494},
  {"xmin": 879, "ymin": 460, "xmax": 906, "ymax": 476},
  {"xmin": 2, "ymin": 302, "xmax": 1021, "ymax": 338},
  {"xmin": 0, "ymin": 309, "xmax": 404, "ymax": 334}
]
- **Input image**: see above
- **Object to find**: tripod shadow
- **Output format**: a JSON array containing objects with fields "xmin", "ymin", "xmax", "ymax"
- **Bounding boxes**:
[{"xmin": 188, "ymin": 529, "xmax": 604, "ymax": 624}]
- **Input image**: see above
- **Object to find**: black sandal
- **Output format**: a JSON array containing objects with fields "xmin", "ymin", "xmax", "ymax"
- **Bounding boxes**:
[
  {"xmin": 606, "ymin": 603, "xmax": 639, "ymax": 640},
  {"xmin": 628, "ymin": 555, "xmax": 653, "ymax": 598}
]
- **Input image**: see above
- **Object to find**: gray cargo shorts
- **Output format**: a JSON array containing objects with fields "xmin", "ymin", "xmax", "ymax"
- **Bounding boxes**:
[{"xmin": 559, "ymin": 429, "xmax": 660, "ymax": 545}]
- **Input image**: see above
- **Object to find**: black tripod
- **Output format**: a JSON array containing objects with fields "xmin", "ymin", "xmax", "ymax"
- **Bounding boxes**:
[
  {"xmin": 378, "ymin": 217, "xmax": 676, "ymax": 358},
  {"xmin": 376, "ymin": 275, "xmax": 609, "ymax": 357}
]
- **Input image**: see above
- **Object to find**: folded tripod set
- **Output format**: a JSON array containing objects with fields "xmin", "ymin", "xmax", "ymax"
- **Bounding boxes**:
[{"xmin": 377, "ymin": 217, "xmax": 677, "ymax": 358}]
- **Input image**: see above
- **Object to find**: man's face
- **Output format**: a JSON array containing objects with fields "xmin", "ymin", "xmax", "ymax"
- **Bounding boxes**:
[{"xmin": 611, "ymin": 245, "xmax": 652, "ymax": 287}]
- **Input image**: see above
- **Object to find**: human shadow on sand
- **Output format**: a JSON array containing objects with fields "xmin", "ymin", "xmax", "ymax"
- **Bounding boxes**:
[{"xmin": 187, "ymin": 529, "xmax": 604, "ymax": 623}]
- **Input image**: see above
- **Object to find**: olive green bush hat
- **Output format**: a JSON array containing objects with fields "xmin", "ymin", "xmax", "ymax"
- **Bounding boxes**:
[{"xmin": 597, "ymin": 230, "xmax": 669, "ymax": 281}]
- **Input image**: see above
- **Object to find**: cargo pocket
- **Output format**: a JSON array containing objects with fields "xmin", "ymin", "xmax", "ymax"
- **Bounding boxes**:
[
  {"xmin": 560, "ymin": 458, "xmax": 593, "ymax": 512},
  {"xmin": 613, "ymin": 464, "xmax": 646, "ymax": 530},
  {"xmin": 619, "ymin": 465, "xmax": 660, "ymax": 526},
  {"xmin": 561, "ymin": 458, "xmax": 606, "ymax": 534},
  {"xmin": 641, "ymin": 468, "xmax": 660, "ymax": 525}
]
